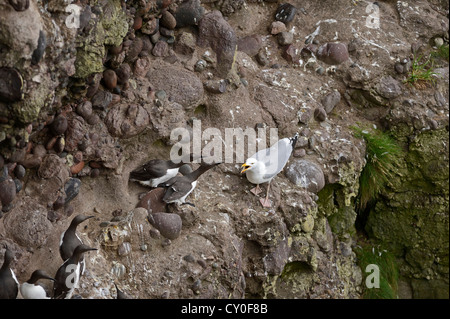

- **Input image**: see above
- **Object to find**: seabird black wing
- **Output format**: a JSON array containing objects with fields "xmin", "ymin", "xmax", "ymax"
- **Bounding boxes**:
[
  {"xmin": 129, "ymin": 160, "xmax": 168, "ymax": 181},
  {"xmin": 162, "ymin": 179, "xmax": 193, "ymax": 203}
]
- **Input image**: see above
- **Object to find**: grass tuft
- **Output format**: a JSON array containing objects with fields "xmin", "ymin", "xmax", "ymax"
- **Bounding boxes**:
[
  {"xmin": 355, "ymin": 244, "xmax": 399, "ymax": 299},
  {"xmin": 351, "ymin": 126, "xmax": 404, "ymax": 212},
  {"xmin": 404, "ymin": 53, "xmax": 437, "ymax": 87}
]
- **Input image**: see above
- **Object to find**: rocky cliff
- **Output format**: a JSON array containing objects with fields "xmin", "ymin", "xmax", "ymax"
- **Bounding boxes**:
[{"xmin": 0, "ymin": 0, "xmax": 448, "ymax": 299}]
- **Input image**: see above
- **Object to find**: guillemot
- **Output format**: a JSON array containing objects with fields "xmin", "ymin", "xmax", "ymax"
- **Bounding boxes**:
[
  {"xmin": 20, "ymin": 270, "xmax": 55, "ymax": 299},
  {"xmin": 129, "ymin": 153, "xmax": 198, "ymax": 188},
  {"xmin": 60, "ymin": 214, "xmax": 94, "ymax": 275},
  {"xmin": 160, "ymin": 162, "xmax": 221, "ymax": 207},
  {"xmin": 53, "ymin": 244, "xmax": 97, "ymax": 299},
  {"xmin": 0, "ymin": 246, "xmax": 19, "ymax": 299}
]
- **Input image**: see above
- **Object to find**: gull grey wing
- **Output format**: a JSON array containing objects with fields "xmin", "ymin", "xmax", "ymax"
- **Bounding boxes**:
[{"xmin": 255, "ymin": 138, "xmax": 293, "ymax": 177}]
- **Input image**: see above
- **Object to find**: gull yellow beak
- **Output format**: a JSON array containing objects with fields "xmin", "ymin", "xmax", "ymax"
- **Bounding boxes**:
[{"xmin": 241, "ymin": 163, "xmax": 250, "ymax": 174}]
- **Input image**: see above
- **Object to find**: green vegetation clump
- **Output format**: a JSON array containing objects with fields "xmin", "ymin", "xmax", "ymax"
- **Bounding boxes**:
[
  {"xmin": 356, "ymin": 244, "xmax": 399, "ymax": 299},
  {"xmin": 351, "ymin": 126, "xmax": 404, "ymax": 212},
  {"xmin": 431, "ymin": 44, "xmax": 449, "ymax": 61},
  {"xmin": 404, "ymin": 53, "xmax": 437, "ymax": 86}
]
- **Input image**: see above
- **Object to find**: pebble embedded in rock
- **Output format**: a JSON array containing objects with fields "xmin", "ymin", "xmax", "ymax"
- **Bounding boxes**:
[
  {"xmin": 152, "ymin": 40, "xmax": 169, "ymax": 57},
  {"xmin": 141, "ymin": 18, "xmax": 159, "ymax": 35},
  {"xmin": 194, "ymin": 59, "xmax": 207, "ymax": 72},
  {"xmin": 115, "ymin": 64, "xmax": 131, "ymax": 85},
  {"xmin": 316, "ymin": 42, "xmax": 349, "ymax": 65},
  {"xmin": 282, "ymin": 44, "xmax": 300, "ymax": 63},
  {"xmin": 133, "ymin": 16, "xmax": 143, "ymax": 30},
  {"xmin": 275, "ymin": 3, "xmax": 297, "ymax": 24},
  {"xmin": 161, "ymin": 10, "xmax": 177, "ymax": 30},
  {"xmin": 314, "ymin": 107, "xmax": 327, "ymax": 121},
  {"xmin": 278, "ymin": 31, "xmax": 294, "ymax": 46},
  {"xmin": 270, "ymin": 21, "xmax": 286, "ymax": 35},
  {"xmin": 148, "ymin": 212, "xmax": 182, "ymax": 240},
  {"xmin": 237, "ymin": 35, "xmax": 263, "ymax": 57},
  {"xmin": 285, "ymin": 159, "xmax": 325, "ymax": 193},
  {"xmin": 126, "ymin": 37, "xmax": 144, "ymax": 62},
  {"xmin": 175, "ymin": 0, "xmax": 205, "ymax": 28},
  {"xmin": 0, "ymin": 178, "xmax": 16, "ymax": 209},
  {"xmin": 118, "ymin": 242, "xmax": 132, "ymax": 256},
  {"xmin": 321, "ymin": 91, "xmax": 341, "ymax": 114},
  {"xmin": 91, "ymin": 90, "xmax": 113, "ymax": 110},
  {"xmin": 376, "ymin": 76, "xmax": 402, "ymax": 99},
  {"xmin": 136, "ymin": 188, "xmax": 166, "ymax": 214},
  {"xmin": 103, "ymin": 69, "xmax": 118, "ymax": 90},
  {"xmin": 204, "ymin": 79, "xmax": 227, "ymax": 94},
  {"xmin": 31, "ymin": 30, "xmax": 46, "ymax": 65},
  {"xmin": 14, "ymin": 164, "xmax": 25, "ymax": 179},
  {"xmin": 64, "ymin": 177, "xmax": 82, "ymax": 204},
  {"xmin": 0, "ymin": 67, "xmax": 24, "ymax": 103},
  {"xmin": 50, "ymin": 114, "xmax": 68, "ymax": 136},
  {"xmin": 76, "ymin": 101, "xmax": 93, "ymax": 119}
]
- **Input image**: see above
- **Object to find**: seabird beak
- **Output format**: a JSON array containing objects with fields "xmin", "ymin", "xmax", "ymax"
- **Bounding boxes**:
[{"xmin": 240, "ymin": 164, "xmax": 250, "ymax": 174}]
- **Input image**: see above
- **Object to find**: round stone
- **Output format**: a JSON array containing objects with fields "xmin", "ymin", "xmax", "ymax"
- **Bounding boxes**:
[{"xmin": 275, "ymin": 3, "xmax": 297, "ymax": 24}]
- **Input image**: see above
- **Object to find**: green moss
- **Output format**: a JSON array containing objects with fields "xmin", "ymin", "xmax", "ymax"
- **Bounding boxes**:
[{"xmin": 74, "ymin": 0, "xmax": 128, "ymax": 78}]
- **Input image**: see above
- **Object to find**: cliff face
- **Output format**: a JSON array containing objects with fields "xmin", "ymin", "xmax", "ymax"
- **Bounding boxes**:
[{"xmin": 0, "ymin": 0, "xmax": 448, "ymax": 299}]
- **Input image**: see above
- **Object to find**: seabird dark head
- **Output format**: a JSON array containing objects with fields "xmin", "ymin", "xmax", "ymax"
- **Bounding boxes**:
[
  {"xmin": 70, "ymin": 214, "xmax": 95, "ymax": 228},
  {"xmin": 72, "ymin": 244, "xmax": 97, "ymax": 256},
  {"xmin": 27, "ymin": 270, "xmax": 55, "ymax": 284},
  {"xmin": 1, "ymin": 246, "xmax": 14, "ymax": 269}
]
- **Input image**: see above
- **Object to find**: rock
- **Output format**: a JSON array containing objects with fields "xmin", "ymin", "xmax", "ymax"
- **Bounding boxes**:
[
  {"xmin": 301, "ymin": 214, "xmax": 315, "ymax": 233},
  {"xmin": 321, "ymin": 91, "xmax": 341, "ymax": 114},
  {"xmin": 282, "ymin": 44, "xmax": 300, "ymax": 63},
  {"xmin": 64, "ymin": 178, "xmax": 81, "ymax": 204},
  {"xmin": 141, "ymin": 18, "xmax": 159, "ymax": 35},
  {"xmin": 104, "ymin": 103, "xmax": 150, "ymax": 139},
  {"xmin": 174, "ymin": 32, "xmax": 196, "ymax": 55},
  {"xmin": 256, "ymin": 50, "xmax": 269, "ymax": 66},
  {"xmin": 263, "ymin": 238, "xmax": 291, "ymax": 275},
  {"xmin": 0, "ymin": 178, "xmax": 16, "ymax": 210},
  {"xmin": 64, "ymin": 116, "xmax": 86, "ymax": 152},
  {"xmin": 50, "ymin": 114, "xmax": 68, "ymax": 136},
  {"xmin": 204, "ymin": 80, "xmax": 227, "ymax": 94},
  {"xmin": 152, "ymin": 40, "xmax": 169, "ymax": 57},
  {"xmin": 3, "ymin": 198, "xmax": 52, "ymax": 247},
  {"xmin": 316, "ymin": 42, "xmax": 349, "ymax": 65},
  {"xmin": 31, "ymin": 30, "xmax": 46, "ymax": 65},
  {"xmin": 115, "ymin": 63, "xmax": 132, "ymax": 85},
  {"xmin": 133, "ymin": 16, "xmax": 143, "ymax": 31},
  {"xmin": 14, "ymin": 164, "xmax": 25, "ymax": 180},
  {"xmin": 237, "ymin": 35, "xmax": 263, "ymax": 57},
  {"xmin": 194, "ymin": 59, "xmax": 207, "ymax": 72},
  {"xmin": 8, "ymin": 0, "xmax": 30, "ymax": 11},
  {"xmin": 175, "ymin": 0, "xmax": 205, "ymax": 28},
  {"xmin": 0, "ymin": 67, "xmax": 24, "ymax": 103},
  {"xmin": 161, "ymin": 10, "xmax": 177, "ymax": 29},
  {"xmin": 376, "ymin": 76, "xmax": 402, "ymax": 99},
  {"xmin": 285, "ymin": 159, "xmax": 325, "ymax": 193},
  {"xmin": 103, "ymin": 69, "xmax": 118, "ymax": 90},
  {"xmin": 118, "ymin": 242, "xmax": 132, "ymax": 256},
  {"xmin": 198, "ymin": 10, "xmax": 237, "ymax": 77},
  {"xmin": 270, "ymin": 21, "xmax": 286, "ymax": 35},
  {"xmin": 91, "ymin": 90, "xmax": 113, "ymax": 110},
  {"xmin": 38, "ymin": 154, "xmax": 66, "ymax": 179},
  {"xmin": 134, "ymin": 57, "xmax": 151, "ymax": 78},
  {"xmin": 278, "ymin": 31, "xmax": 293, "ymax": 46},
  {"xmin": 148, "ymin": 213, "xmax": 182, "ymax": 240},
  {"xmin": 136, "ymin": 188, "xmax": 167, "ymax": 214},
  {"xmin": 293, "ymin": 148, "xmax": 306, "ymax": 157},
  {"xmin": 126, "ymin": 37, "xmax": 144, "ymax": 62},
  {"xmin": 314, "ymin": 107, "xmax": 327, "ymax": 122},
  {"xmin": 275, "ymin": 3, "xmax": 297, "ymax": 24},
  {"xmin": 76, "ymin": 101, "xmax": 93, "ymax": 119},
  {"xmin": 434, "ymin": 37, "xmax": 444, "ymax": 48},
  {"xmin": 146, "ymin": 64, "xmax": 204, "ymax": 110}
]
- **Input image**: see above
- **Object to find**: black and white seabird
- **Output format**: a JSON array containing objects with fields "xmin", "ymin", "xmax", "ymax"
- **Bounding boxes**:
[
  {"xmin": 0, "ymin": 246, "xmax": 19, "ymax": 299},
  {"xmin": 20, "ymin": 270, "xmax": 55, "ymax": 299},
  {"xmin": 241, "ymin": 133, "xmax": 298, "ymax": 207},
  {"xmin": 53, "ymin": 244, "xmax": 97, "ymax": 299},
  {"xmin": 129, "ymin": 153, "xmax": 197, "ymax": 188},
  {"xmin": 60, "ymin": 214, "xmax": 94, "ymax": 275},
  {"xmin": 159, "ymin": 162, "xmax": 220, "ymax": 207},
  {"xmin": 114, "ymin": 283, "xmax": 130, "ymax": 299}
]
